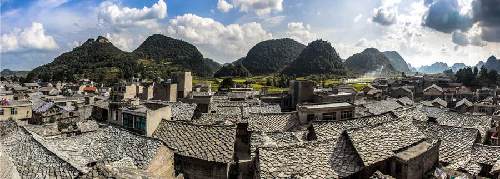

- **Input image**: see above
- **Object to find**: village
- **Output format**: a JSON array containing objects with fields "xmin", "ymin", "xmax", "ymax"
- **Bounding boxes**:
[{"xmin": 0, "ymin": 72, "xmax": 500, "ymax": 179}]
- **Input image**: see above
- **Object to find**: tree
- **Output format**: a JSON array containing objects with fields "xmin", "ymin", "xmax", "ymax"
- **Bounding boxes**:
[
  {"xmin": 487, "ymin": 70, "xmax": 499, "ymax": 85},
  {"xmin": 219, "ymin": 78, "xmax": 235, "ymax": 90}
]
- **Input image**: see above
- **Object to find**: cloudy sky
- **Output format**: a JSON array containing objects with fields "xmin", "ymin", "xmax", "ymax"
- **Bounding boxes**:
[{"xmin": 1, "ymin": 0, "xmax": 499, "ymax": 70}]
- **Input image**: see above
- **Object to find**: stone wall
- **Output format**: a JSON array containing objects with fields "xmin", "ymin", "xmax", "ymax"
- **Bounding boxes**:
[{"xmin": 175, "ymin": 155, "xmax": 228, "ymax": 179}]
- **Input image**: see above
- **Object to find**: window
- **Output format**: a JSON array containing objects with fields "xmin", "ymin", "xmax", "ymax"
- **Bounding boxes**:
[
  {"xmin": 11, "ymin": 108, "xmax": 17, "ymax": 115},
  {"xmin": 479, "ymin": 107, "xmax": 488, "ymax": 113},
  {"xmin": 0, "ymin": 109, "xmax": 4, "ymax": 115},
  {"xmin": 307, "ymin": 114, "xmax": 315, "ymax": 121},
  {"xmin": 123, "ymin": 113, "xmax": 134, "ymax": 129},
  {"xmin": 341, "ymin": 111, "xmax": 353, "ymax": 119},
  {"xmin": 322, "ymin": 112, "xmax": 336, "ymax": 120},
  {"xmin": 134, "ymin": 117, "xmax": 146, "ymax": 134}
]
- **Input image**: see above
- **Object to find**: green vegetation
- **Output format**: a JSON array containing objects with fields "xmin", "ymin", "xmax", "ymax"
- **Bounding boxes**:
[
  {"xmin": 345, "ymin": 48, "xmax": 398, "ymax": 76},
  {"xmin": 214, "ymin": 64, "xmax": 251, "ymax": 78},
  {"xmin": 27, "ymin": 34, "xmax": 221, "ymax": 83},
  {"xmin": 241, "ymin": 38, "xmax": 306, "ymax": 75},
  {"xmin": 455, "ymin": 67, "xmax": 499, "ymax": 87},
  {"xmin": 281, "ymin": 40, "xmax": 345, "ymax": 77}
]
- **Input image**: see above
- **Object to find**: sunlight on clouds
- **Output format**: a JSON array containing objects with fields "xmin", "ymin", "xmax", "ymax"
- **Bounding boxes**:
[{"xmin": 1, "ymin": 22, "xmax": 58, "ymax": 53}]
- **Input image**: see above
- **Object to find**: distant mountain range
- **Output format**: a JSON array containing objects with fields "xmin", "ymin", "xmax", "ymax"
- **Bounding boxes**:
[
  {"xmin": 0, "ymin": 69, "xmax": 29, "ymax": 77},
  {"xmin": 25, "ymin": 33, "xmax": 498, "ymax": 82},
  {"xmin": 415, "ymin": 56, "xmax": 499, "ymax": 74}
]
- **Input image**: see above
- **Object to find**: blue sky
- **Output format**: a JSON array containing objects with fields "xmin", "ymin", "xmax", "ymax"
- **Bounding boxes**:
[{"xmin": 1, "ymin": 0, "xmax": 499, "ymax": 70}]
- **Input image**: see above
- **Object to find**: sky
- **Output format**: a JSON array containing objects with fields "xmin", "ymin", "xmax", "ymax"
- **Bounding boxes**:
[{"xmin": 1, "ymin": 0, "xmax": 499, "ymax": 71}]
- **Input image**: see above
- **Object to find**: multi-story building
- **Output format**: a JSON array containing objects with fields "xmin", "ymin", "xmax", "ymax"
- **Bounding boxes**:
[{"xmin": 0, "ymin": 100, "xmax": 32, "ymax": 120}]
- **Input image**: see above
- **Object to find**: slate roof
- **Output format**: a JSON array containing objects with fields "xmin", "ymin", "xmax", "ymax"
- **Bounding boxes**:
[
  {"xmin": 247, "ymin": 112, "xmax": 299, "ymax": 132},
  {"xmin": 455, "ymin": 98, "xmax": 473, "ymax": 108},
  {"xmin": 346, "ymin": 119, "xmax": 427, "ymax": 166},
  {"xmin": 424, "ymin": 84, "xmax": 443, "ymax": 92},
  {"xmin": 37, "ymin": 125, "xmax": 163, "ymax": 173},
  {"xmin": 152, "ymin": 120, "xmax": 236, "ymax": 163},
  {"xmin": 242, "ymin": 104, "xmax": 281, "ymax": 117},
  {"xmin": 312, "ymin": 112, "xmax": 398, "ymax": 140},
  {"xmin": 412, "ymin": 120, "xmax": 479, "ymax": 165},
  {"xmin": 0, "ymin": 121, "xmax": 80, "ymax": 178},
  {"xmin": 257, "ymin": 135, "xmax": 364, "ymax": 178},
  {"xmin": 397, "ymin": 97, "xmax": 414, "ymax": 106},
  {"xmin": 397, "ymin": 106, "xmax": 492, "ymax": 142},
  {"xmin": 250, "ymin": 131, "xmax": 306, "ymax": 158},
  {"xmin": 363, "ymin": 99, "xmax": 403, "ymax": 115},
  {"xmin": 469, "ymin": 144, "xmax": 500, "ymax": 166},
  {"xmin": 192, "ymin": 113, "xmax": 241, "ymax": 126}
]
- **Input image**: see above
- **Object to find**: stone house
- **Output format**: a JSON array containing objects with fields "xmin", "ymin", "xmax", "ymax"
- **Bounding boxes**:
[
  {"xmin": 29, "ymin": 101, "xmax": 77, "ymax": 124},
  {"xmin": 423, "ymin": 84, "xmax": 443, "ymax": 100},
  {"xmin": 390, "ymin": 86, "xmax": 414, "ymax": 99},
  {"xmin": 39, "ymin": 86, "xmax": 59, "ymax": 96},
  {"xmin": 0, "ymin": 100, "xmax": 32, "ymax": 121},
  {"xmin": 297, "ymin": 102, "xmax": 355, "ymax": 123},
  {"xmin": 23, "ymin": 83, "xmax": 40, "ymax": 90},
  {"xmin": 153, "ymin": 120, "xmax": 245, "ymax": 179},
  {"xmin": 152, "ymin": 82, "xmax": 177, "ymax": 102},
  {"xmin": 118, "ymin": 103, "xmax": 171, "ymax": 137},
  {"xmin": 455, "ymin": 98, "xmax": 473, "ymax": 113},
  {"xmin": 256, "ymin": 118, "xmax": 439, "ymax": 178}
]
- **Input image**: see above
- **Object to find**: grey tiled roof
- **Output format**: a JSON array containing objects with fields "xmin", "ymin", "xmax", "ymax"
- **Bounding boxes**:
[
  {"xmin": 346, "ymin": 119, "xmax": 427, "ymax": 166},
  {"xmin": 247, "ymin": 112, "xmax": 299, "ymax": 132},
  {"xmin": 37, "ymin": 125, "xmax": 163, "ymax": 173},
  {"xmin": 412, "ymin": 120, "xmax": 479, "ymax": 165},
  {"xmin": 0, "ymin": 121, "xmax": 80, "ymax": 178},
  {"xmin": 363, "ymin": 99, "xmax": 403, "ymax": 115},
  {"xmin": 166, "ymin": 102, "xmax": 197, "ymax": 121},
  {"xmin": 250, "ymin": 131, "xmax": 305, "ymax": 158},
  {"xmin": 192, "ymin": 113, "xmax": 241, "ymax": 126},
  {"xmin": 313, "ymin": 112, "xmax": 398, "ymax": 140},
  {"xmin": 243, "ymin": 104, "xmax": 281, "ymax": 117},
  {"xmin": 257, "ymin": 135, "xmax": 364, "ymax": 179},
  {"xmin": 397, "ymin": 106, "xmax": 491, "ymax": 142},
  {"xmin": 469, "ymin": 144, "xmax": 500, "ymax": 166},
  {"xmin": 152, "ymin": 120, "xmax": 236, "ymax": 163}
]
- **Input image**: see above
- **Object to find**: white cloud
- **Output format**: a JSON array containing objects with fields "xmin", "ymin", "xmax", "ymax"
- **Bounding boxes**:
[
  {"xmin": 372, "ymin": 0, "xmax": 401, "ymax": 26},
  {"xmin": 104, "ymin": 33, "xmax": 144, "ymax": 51},
  {"xmin": 231, "ymin": 0, "xmax": 283, "ymax": 16},
  {"xmin": 286, "ymin": 22, "xmax": 316, "ymax": 44},
  {"xmin": 353, "ymin": 14, "xmax": 363, "ymax": 23},
  {"xmin": 98, "ymin": 0, "xmax": 167, "ymax": 30},
  {"xmin": 166, "ymin": 13, "xmax": 272, "ymax": 61},
  {"xmin": 217, "ymin": 0, "xmax": 234, "ymax": 13},
  {"xmin": 1, "ymin": 22, "xmax": 58, "ymax": 53}
]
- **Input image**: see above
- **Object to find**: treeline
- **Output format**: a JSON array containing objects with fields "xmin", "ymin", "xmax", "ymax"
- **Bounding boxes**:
[{"xmin": 453, "ymin": 67, "xmax": 499, "ymax": 87}]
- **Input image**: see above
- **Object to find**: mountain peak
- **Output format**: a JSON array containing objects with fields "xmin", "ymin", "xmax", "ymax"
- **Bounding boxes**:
[
  {"xmin": 96, "ymin": 36, "xmax": 110, "ymax": 43},
  {"xmin": 363, "ymin": 48, "xmax": 380, "ymax": 53}
]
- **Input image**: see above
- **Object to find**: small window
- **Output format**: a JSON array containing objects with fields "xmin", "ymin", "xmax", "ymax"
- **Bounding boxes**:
[
  {"xmin": 11, "ymin": 108, "xmax": 17, "ymax": 115},
  {"xmin": 322, "ymin": 112, "xmax": 336, "ymax": 120},
  {"xmin": 0, "ymin": 109, "xmax": 4, "ymax": 115},
  {"xmin": 341, "ymin": 111, "xmax": 353, "ymax": 119}
]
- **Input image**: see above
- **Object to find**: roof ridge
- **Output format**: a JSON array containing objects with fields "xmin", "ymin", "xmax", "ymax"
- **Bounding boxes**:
[{"xmin": 161, "ymin": 119, "xmax": 236, "ymax": 129}]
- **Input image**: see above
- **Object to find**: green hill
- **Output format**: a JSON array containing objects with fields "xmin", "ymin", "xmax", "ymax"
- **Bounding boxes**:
[
  {"xmin": 241, "ymin": 38, "xmax": 305, "ymax": 75},
  {"xmin": 345, "ymin": 48, "xmax": 398, "ymax": 76},
  {"xmin": 281, "ymin": 40, "xmax": 345, "ymax": 77},
  {"xmin": 27, "ymin": 34, "xmax": 221, "ymax": 82}
]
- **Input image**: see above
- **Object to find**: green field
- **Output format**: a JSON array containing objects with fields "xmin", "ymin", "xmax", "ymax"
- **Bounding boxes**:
[{"xmin": 193, "ymin": 75, "xmax": 372, "ymax": 93}]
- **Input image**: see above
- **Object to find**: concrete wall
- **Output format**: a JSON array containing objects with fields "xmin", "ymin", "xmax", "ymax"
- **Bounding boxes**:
[
  {"xmin": 0, "ymin": 105, "xmax": 32, "ymax": 121},
  {"xmin": 176, "ymin": 72, "xmax": 193, "ymax": 99},
  {"xmin": 146, "ymin": 105, "xmax": 171, "ymax": 137},
  {"xmin": 146, "ymin": 146, "xmax": 176, "ymax": 178},
  {"xmin": 393, "ymin": 141, "xmax": 440, "ymax": 179},
  {"xmin": 153, "ymin": 84, "xmax": 177, "ymax": 102}
]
